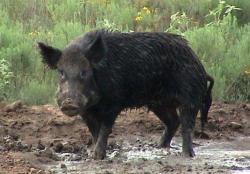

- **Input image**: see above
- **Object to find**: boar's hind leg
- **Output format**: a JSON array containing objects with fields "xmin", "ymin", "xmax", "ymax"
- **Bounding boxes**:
[
  {"xmin": 149, "ymin": 105, "xmax": 180, "ymax": 149},
  {"xmin": 179, "ymin": 106, "xmax": 199, "ymax": 157}
]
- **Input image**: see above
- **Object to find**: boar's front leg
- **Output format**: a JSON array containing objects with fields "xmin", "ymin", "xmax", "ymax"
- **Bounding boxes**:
[
  {"xmin": 84, "ymin": 116, "xmax": 100, "ymax": 146},
  {"xmin": 93, "ymin": 109, "xmax": 119, "ymax": 160},
  {"xmin": 93, "ymin": 123, "xmax": 112, "ymax": 159}
]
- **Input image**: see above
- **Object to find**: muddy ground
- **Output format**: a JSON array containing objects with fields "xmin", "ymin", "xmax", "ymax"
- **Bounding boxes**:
[{"xmin": 0, "ymin": 101, "xmax": 250, "ymax": 174}]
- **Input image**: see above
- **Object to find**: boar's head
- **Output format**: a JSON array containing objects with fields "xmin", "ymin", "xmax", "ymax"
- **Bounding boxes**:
[{"xmin": 38, "ymin": 34, "xmax": 106, "ymax": 116}]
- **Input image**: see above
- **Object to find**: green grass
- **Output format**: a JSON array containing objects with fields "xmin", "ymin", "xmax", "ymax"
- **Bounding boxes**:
[{"xmin": 0, "ymin": 0, "xmax": 249, "ymax": 104}]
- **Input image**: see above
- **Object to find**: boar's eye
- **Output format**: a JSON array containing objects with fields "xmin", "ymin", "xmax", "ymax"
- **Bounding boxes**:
[
  {"xmin": 58, "ymin": 70, "xmax": 66, "ymax": 80},
  {"xmin": 80, "ymin": 71, "xmax": 86, "ymax": 80}
]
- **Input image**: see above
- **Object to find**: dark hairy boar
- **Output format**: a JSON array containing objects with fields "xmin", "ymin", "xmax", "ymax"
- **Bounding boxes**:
[{"xmin": 38, "ymin": 29, "xmax": 214, "ymax": 159}]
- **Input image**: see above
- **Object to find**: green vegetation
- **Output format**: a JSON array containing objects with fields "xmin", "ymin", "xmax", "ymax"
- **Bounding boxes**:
[
  {"xmin": 0, "ymin": 0, "xmax": 249, "ymax": 104},
  {"xmin": 0, "ymin": 57, "xmax": 12, "ymax": 100}
]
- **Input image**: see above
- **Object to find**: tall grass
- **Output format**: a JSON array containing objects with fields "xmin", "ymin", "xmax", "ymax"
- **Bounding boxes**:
[{"xmin": 0, "ymin": 0, "xmax": 249, "ymax": 104}]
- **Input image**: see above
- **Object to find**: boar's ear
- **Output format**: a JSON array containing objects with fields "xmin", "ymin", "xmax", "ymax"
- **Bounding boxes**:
[
  {"xmin": 37, "ymin": 42, "xmax": 62, "ymax": 69},
  {"xmin": 85, "ymin": 34, "xmax": 107, "ymax": 65}
]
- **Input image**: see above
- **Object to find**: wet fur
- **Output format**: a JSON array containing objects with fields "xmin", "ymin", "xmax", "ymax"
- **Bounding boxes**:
[
  {"xmin": 85, "ymin": 30, "xmax": 208, "ymax": 117},
  {"xmin": 81, "ymin": 30, "xmax": 212, "ymax": 158},
  {"xmin": 39, "ymin": 29, "xmax": 213, "ymax": 159}
]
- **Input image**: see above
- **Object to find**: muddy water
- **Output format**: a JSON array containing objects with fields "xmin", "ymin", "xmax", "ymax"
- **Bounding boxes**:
[
  {"xmin": 47, "ymin": 137, "xmax": 250, "ymax": 174},
  {"xmin": 197, "ymin": 137, "xmax": 250, "ymax": 172}
]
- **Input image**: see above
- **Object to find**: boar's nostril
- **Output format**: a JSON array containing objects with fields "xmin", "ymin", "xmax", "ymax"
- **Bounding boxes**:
[
  {"xmin": 61, "ymin": 98, "xmax": 79, "ymax": 109},
  {"xmin": 65, "ymin": 98, "xmax": 72, "ymax": 102},
  {"xmin": 60, "ymin": 98, "xmax": 80, "ymax": 117},
  {"xmin": 63, "ymin": 98, "xmax": 74, "ymax": 105}
]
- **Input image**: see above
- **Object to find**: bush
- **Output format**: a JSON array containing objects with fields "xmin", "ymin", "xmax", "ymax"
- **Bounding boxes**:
[
  {"xmin": 168, "ymin": 1, "xmax": 250, "ymax": 101},
  {"xmin": 226, "ymin": 73, "xmax": 250, "ymax": 101},
  {"xmin": 0, "ymin": 57, "xmax": 12, "ymax": 100},
  {"xmin": 0, "ymin": 0, "xmax": 250, "ymax": 104}
]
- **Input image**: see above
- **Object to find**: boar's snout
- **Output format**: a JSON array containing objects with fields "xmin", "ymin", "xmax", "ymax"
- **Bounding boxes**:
[{"xmin": 60, "ymin": 98, "xmax": 80, "ymax": 116}]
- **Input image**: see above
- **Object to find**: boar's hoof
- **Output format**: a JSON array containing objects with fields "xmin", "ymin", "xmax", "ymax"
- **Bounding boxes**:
[
  {"xmin": 93, "ymin": 148, "xmax": 106, "ymax": 160},
  {"xmin": 158, "ymin": 139, "xmax": 170, "ymax": 148},
  {"xmin": 182, "ymin": 149, "xmax": 195, "ymax": 158}
]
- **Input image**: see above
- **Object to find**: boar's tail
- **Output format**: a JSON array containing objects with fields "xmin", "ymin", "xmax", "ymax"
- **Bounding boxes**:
[{"xmin": 200, "ymin": 74, "xmax": 214, "ymax": 132}]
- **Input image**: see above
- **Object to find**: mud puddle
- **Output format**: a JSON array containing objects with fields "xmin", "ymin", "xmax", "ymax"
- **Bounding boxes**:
[
  {"xmin": 45, "ymin": 137, "xmax": 250, "ymax": 174},
  {"xmin": 197, "ymin": 136, "xmax": 250, "ymax": 173}
]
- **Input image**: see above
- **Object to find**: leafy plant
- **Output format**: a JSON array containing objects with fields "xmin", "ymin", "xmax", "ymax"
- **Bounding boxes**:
[
  {"xmin": 166, "ymin": 12, "xmax": 195, "ymax": 34},
  {"xmin": 0, "ymin": 57, "xmax": 12, "ymax": 100},
  {"xmin": 206, "ymin": 0, "xmax": 241, "ymax": 26},
  {"xmin": 0, "ymin": 0, "xmax": 250, "ymax": 103}
]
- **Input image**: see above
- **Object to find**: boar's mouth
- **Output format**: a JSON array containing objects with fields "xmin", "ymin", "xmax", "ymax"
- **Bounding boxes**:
[{"xmin": 60, "ymin": 104, "xmax": 80, "ymax": 117}]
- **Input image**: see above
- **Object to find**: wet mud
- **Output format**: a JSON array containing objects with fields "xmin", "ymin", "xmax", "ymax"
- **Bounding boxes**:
[{"xmin": 0, "ymin": 101, "xmax": 249, "ymax": 173}]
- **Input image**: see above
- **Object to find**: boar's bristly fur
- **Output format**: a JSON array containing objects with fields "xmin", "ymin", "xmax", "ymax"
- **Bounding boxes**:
[
  {"xmin": 89, "ymin": 30, "xmax": 207, "ymax": 108},
  {"xmin": 38, "ymin": 29, "xmax": 213, "ymax": 159}
]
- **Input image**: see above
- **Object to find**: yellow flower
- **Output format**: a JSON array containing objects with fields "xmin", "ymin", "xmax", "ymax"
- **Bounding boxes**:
[
  {"xmin": 28, "ymin": 32, "xmax": 33, "ymax": 36},
  {"xmin": 142, "ymin": 7, "xmax": 150, "ymax": 14},
  {"xmin": 135, "ymin": 16, "xmax": 143, "ymax": 22},
  {"xmin": 28, "ymin": 30, "xmax": 40, "ymax": 37},
  {"xmin": 219, "ymin": 0, "xmax": 226, "ymax": 4},
  {"xmin": 244, "ymin": 69, "xmax": 250, "ymax": 75}
]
